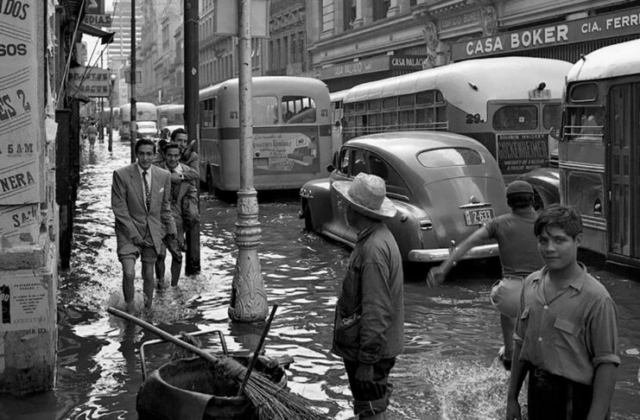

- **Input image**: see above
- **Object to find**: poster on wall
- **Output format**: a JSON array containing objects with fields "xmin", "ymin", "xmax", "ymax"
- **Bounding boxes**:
[
  {"xmin": 253, "ymin": 132, "xmax": 320, "ymax": 174},
  {"xmin": 0, "ymin": 0, "xmax": 41, "ymax": 205},
  {"xmin": 497, "ymin": 133, "xmax": 549, "ymax": 175},
  {"xmin": 0, "ymin": 272, "xmax": 50, "ymax": 333}
]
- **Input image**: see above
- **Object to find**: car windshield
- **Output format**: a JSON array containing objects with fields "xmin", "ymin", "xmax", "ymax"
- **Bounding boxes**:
[{"xmin": 417, "ymin": 148, "xmax": 484, "ymax": 168}]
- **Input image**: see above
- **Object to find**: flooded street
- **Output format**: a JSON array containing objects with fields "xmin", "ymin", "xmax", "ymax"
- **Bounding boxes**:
[{"xmin": 1, "ymin": 138, "xmax": 639, "ymax": 420}]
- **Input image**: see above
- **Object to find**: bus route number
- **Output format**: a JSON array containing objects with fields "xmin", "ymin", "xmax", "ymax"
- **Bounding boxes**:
[{"xmin": 465, "ymin": 113, "xmax": 485, "ymax": 124}]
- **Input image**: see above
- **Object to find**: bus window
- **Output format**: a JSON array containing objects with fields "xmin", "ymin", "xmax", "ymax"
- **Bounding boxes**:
[
  {"xmin": 282, "ymin": 95, "xmax": 317, "ymax": 123},
  {"xmin": 383, "ymin": 97, "xmax": 397, "ymax": 110},
  {"xmin": 398, "ymin": 94, "xmax": 414, "ymax": 108},
  {"xmin": 569, "ymin": 82, "xmax": 598, "ymax": 102},
  {"xmin": 369, "ymin": 113, "xmax": 381, "ymax": 131},
  {"xmin": 399, "ymin": 109, "xmax": 415, "ymax": 128},
  {"xmin": 416, "ymin": 90, "xmax": 434, "ymax": 105},
  {"xmin": 543, "ymin": 104, "xmax": 561, "ymax": 130},
  {"xmin": 493, "ymin": 105, "xmax": 538, "ymax": 130},
  {"xmin": 383, "ymin": 112, "xmax": 397, "ymax": 131},
  {"xmin": 355, "ymin": 115, "xmax": 367, "ymax": 136},
  {"xmin": 201, "ymin": 98, "xmax": 216, "ymax": 127},
  {"xmin": 253, "ymin": 96, "xmax": 278, "ymax": 125},
  {"xmin": 417, "ymin": 108, "xmax": 434, "ymax": 129},
  {"xmin": 565, "ymin": 106, "xmax": 604, "ymax": 141}
]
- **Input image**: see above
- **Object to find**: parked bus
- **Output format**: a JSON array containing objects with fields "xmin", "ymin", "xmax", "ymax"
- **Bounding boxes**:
[
  {"xmin": 340, "ymin": 57, "xmax": 573, "ymax": 189},
  {"xmin": 119, "ymin": 102, "xmax": 158, "ymax": 141},
  {"xmin": 330, "ymin": 89, "xmax": 350, "ymax": 125},
  {"xmin": 199, "ymin": 76, "xmax": 333, "ymax": 192},
  {"xmin": 559, "ymin": 39, "xmax": 640, "ymax": 268},
  {"xmin": 157, "ymin": 104, "xmax": 184, "ymax": 128}
]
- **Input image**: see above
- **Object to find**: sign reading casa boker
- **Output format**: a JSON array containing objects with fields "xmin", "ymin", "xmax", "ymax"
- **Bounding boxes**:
[{"xmin": 452, "ymin": 6, "xmax": 640, "ymax": 60}]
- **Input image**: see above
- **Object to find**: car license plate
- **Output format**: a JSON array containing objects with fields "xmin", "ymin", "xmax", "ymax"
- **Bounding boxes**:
[{"xmin": 464, "ymin": 208, "xmax": 494, "ymax": 226}]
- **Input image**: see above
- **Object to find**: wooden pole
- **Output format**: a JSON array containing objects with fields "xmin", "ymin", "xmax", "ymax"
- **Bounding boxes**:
[
  {"xmin": 129, "ymin": 0, "xmax": 136, "ymax": 163},
  {"xmin": 229, "ymin": 0, "xmax": 267, "ymax": 322}
]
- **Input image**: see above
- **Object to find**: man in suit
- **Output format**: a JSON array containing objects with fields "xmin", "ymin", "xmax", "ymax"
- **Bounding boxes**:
[
  {"xmin": 154, "ymin": 143, "xmax": 199, "ymax": 287},
  {"xmin": 111, "ymin": 138, "xmax": 177, "ymax": 311}
]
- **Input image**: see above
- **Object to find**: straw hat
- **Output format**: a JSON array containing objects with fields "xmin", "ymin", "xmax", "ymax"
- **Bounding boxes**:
[{"xmin": 333, "ymin": 173, "xmax": 397, "ymax": 220}]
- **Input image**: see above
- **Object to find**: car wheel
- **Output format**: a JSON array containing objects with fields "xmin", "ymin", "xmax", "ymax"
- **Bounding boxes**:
[{"xmin": 303, "ymin": 203, "xmax": 314, "ymax": 231}]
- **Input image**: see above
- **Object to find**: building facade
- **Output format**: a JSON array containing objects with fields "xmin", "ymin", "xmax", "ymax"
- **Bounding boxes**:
[
  {"xmin": 107, "ymin": 0, "xmax": 142, "ymax": 106},
  {"xmin": 304, "ymin": 0, "xmax": 640, "ymax": 92}
]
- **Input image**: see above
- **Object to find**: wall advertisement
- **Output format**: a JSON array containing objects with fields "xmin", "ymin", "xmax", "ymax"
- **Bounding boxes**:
[{"xmin": 0, "ymin": 0, "xmax": 40, "ymax": 205}]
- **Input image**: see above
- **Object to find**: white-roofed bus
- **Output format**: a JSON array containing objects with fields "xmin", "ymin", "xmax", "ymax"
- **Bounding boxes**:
[
  {"xmin": 559, "ymin": 39, "xmax": 640, "ymax": 268},
  {"xmin": 340, "ymin": 57, "xmax": 572, "ymax": 207},
  {"xmin": 199, "ymin": 76, "xmax": 333, "ymax": 193},
  {"xmin": 157, "ymin": 104, "xmax": 184, "ymax": 129}
]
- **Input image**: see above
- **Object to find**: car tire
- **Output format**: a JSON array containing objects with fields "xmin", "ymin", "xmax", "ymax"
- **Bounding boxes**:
[{"xmin": 303, "ymin": 203, "xmax": 314, "ymax": 231}]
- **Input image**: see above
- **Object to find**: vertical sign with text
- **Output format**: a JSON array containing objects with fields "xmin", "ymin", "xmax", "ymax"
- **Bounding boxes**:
[{"xmin": 0, "ymin": 0, "xmax": 40, "ymax": 205}]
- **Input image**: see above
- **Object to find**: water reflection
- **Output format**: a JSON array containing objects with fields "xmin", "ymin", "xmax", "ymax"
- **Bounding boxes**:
[{"xmin": 0, "ymin": 140, "xmax": 638, "ymax": 420}]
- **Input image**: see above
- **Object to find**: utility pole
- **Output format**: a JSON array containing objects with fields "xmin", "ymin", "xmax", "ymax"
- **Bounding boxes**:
[
  {"xmin": 228, "ymin": 0, "xmax": 268, "ymax": 322},
  {"xmin": 109, "ymin": 73, "xmax": 116, "ymax": 152},
  {"xmin": 99, "ymin": 56, "xmax": 104, "ymax": 142},
  {"xmin": 184, "ymin": 0, "xmax": 201, "ymax": 275},
  {"xmin": 129, "ymin": 0, "xmax": 137, "ymax": 163}
]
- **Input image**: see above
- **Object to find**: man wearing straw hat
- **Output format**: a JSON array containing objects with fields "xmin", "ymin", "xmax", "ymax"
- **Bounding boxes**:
[{"xmin": 332, "ymin": 173, "xmax": 404, "ymax": 420}]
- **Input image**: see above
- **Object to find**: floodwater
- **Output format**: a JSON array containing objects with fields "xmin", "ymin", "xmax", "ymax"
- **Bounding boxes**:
[{"xmin": 1, "ymin": 138, "xmax": 639, "ymax": 420}]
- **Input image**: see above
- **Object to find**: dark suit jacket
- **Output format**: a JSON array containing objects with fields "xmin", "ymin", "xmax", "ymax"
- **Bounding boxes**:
[{"xmin": 111, "ymin": 163, "xmax": 176, "ymax": 255}]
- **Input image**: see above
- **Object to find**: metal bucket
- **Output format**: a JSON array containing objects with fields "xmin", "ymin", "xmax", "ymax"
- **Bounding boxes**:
[{"xmin": 136, "ymin": 330, "xmax": 289, "ymax": 420}]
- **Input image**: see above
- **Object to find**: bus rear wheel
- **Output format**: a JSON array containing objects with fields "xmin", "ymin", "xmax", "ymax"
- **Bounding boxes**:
[{"xmin": 206, "ymin": 167, "xmax": 216, "ymax": 196}]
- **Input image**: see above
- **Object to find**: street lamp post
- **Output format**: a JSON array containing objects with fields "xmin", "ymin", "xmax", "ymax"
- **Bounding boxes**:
[{"xmin": 109, "ymin": 73, "xmax": 117, "ymax": 152}]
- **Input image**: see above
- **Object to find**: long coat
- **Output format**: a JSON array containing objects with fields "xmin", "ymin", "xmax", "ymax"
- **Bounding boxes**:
[{"xmin": 111, "ymin": 163, "xmax": 176, "ymax": 255}]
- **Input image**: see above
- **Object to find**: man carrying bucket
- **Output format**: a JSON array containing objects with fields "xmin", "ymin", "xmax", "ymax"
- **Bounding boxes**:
[{"xmin": 332, "ymin": 173, "xmax": 404, "ymax": 420}]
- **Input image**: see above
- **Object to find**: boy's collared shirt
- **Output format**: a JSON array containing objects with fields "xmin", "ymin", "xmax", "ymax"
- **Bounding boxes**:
[{"xmin": 514, "ymin": 262, "xmax": 620, "ymax": 385}]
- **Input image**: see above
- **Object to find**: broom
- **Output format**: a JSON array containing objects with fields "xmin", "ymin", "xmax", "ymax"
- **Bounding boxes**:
[{"xmin": 107, "ymin": 306, "xmax": 327, "ymax": 420}]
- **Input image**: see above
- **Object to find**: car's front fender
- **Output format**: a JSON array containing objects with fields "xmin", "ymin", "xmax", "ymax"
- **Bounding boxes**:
[
  {"xmin": 518, "ymin": 167, "xmax": 560, "ymax": 209},
  {"xmin": 300, "ymin": 179, "xmax": 332, "ymax": 231}
]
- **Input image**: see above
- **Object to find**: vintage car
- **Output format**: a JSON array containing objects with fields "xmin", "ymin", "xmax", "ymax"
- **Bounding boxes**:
[
  {"xmin": 136, "ymin": 121, "xmax": 159, "ymax": 141},
  {"xmin": 299, "ymin": 131, "xmax": 511, "ymax": 263}
]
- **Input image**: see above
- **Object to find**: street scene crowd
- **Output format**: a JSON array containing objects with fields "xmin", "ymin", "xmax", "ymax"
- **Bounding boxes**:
[{"xmin": 109, "ymin": 128, "xmax": 620, "ymax": 419}]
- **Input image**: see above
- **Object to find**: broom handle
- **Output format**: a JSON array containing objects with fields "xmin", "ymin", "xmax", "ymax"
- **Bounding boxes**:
[
  {"xmin": 107, "ymin": 307, "xmax": 221, "ymax": 366},
  {"xmin": 237, "ymin": 304, "xmax": 279, "ymax": 396}
]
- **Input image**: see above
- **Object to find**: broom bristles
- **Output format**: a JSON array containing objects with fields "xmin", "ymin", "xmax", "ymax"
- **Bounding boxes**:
[
  {"xmin": 214, "ymin": 355, "xmax": 327, "ymax": 420},
  {"xmin": 170, "ymin": 333, "xmax": 326, "ymax": 420}
]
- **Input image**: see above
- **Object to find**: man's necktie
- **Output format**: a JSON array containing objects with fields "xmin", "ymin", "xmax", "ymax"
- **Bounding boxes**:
[{"xmin": 142, "ymin": 170, "xmax": 151, "ymax": 210}]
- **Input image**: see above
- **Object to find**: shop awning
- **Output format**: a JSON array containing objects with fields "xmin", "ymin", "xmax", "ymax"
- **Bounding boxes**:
[{"xmin": 75, "ymin": 21, "xmax": 115, "ymax": 45}]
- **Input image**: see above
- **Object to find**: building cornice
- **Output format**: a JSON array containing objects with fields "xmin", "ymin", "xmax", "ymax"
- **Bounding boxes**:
[{"xmin": 309, "ymin": 13, "xmax": 417, "ymax": 53}]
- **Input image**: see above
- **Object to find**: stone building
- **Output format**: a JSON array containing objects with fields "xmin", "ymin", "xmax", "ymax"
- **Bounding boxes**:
[{"xmin": 304, "ymin": 0, "xmax": 640, "ymax": 92}]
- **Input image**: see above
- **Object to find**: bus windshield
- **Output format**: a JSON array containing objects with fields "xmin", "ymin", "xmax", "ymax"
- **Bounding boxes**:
[{"xmin": 564, "ymin": 106, "xmax": 604, "ymax": 141}]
